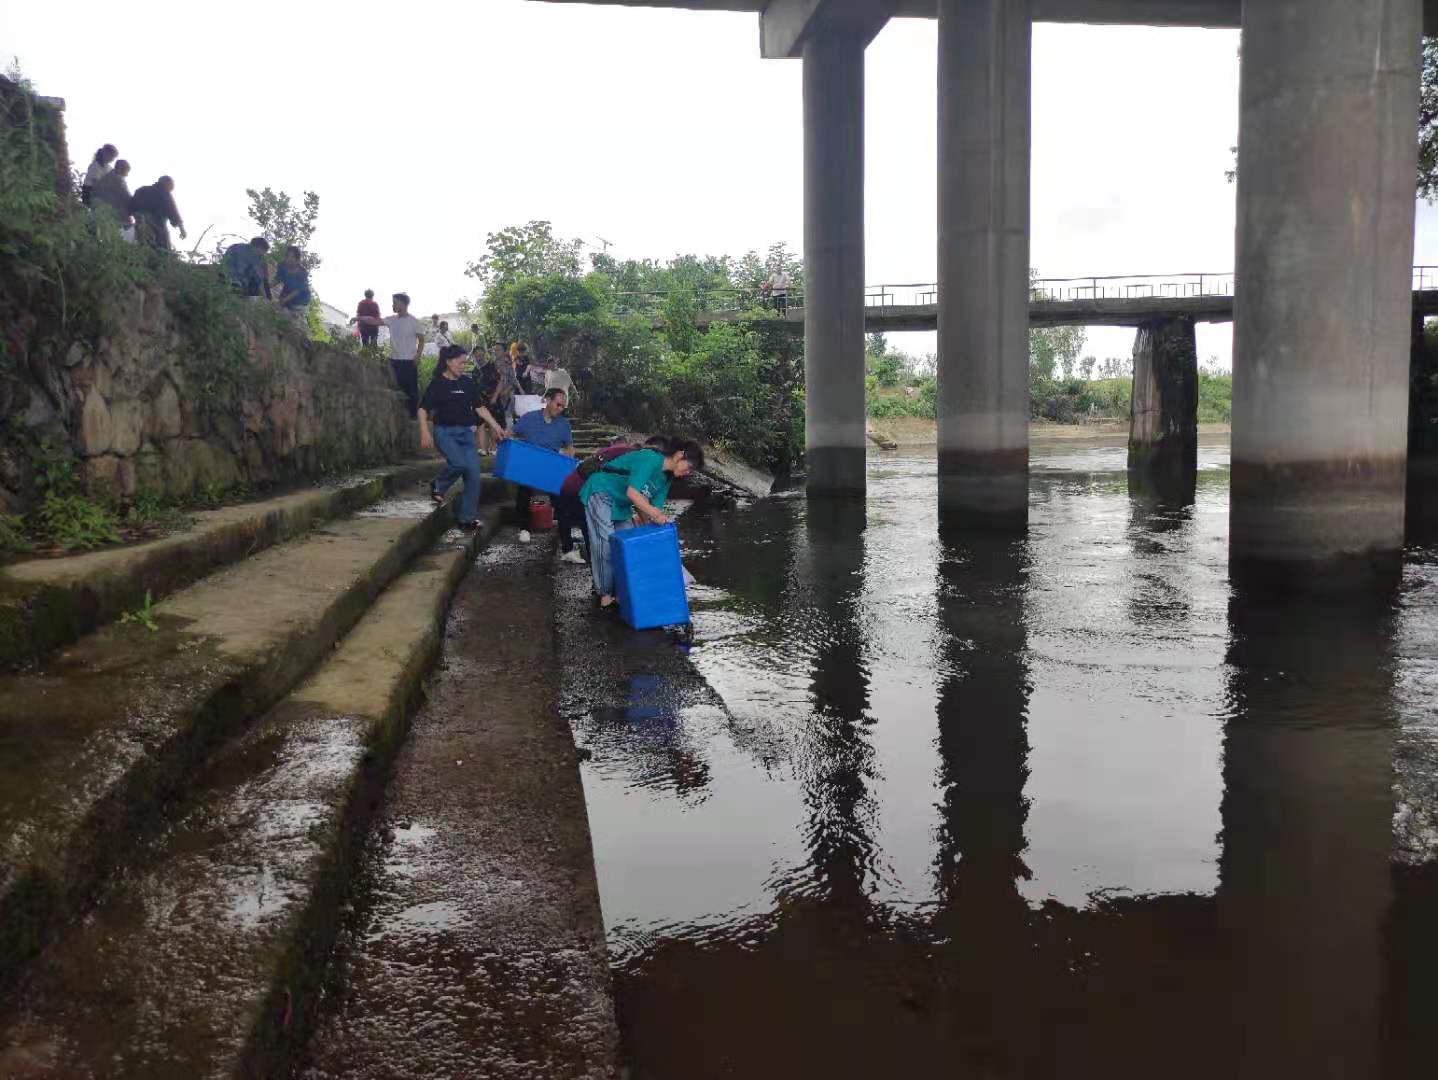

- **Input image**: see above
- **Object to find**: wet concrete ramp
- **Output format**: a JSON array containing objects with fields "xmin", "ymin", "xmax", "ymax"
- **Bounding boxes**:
[{"xmin": 298, "ymin": 539, "xmax": 618, "ymax": 1079}]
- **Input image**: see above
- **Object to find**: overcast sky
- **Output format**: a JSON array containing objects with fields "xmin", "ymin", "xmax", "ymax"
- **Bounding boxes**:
[{"xmin": 7, "ymin": 1, "xmax": 1438, "ymax": 368}]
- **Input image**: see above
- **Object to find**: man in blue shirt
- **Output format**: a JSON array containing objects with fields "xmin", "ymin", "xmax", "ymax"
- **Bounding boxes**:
[{"xmin": 510, "ymin": 387, "xmax": 573, "ymax": 539}]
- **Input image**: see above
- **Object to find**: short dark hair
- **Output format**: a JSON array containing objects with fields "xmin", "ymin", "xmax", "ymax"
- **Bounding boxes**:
[
  {"xmin": 674, "ymin": 439, "xmax": 705, "ymax": 471},
  {"xmin": 644, "ymin": 434, "xmax": 675, "ymax": 453},
  {"xmin": 364, "ymin": 289, "xmax": 374, "ymax": 299},
  {"xmin": 159, "ymin": 174, "xmax": 173, "ymax": 185},
  {"xmin": 113, "ymin": 159, "xmax": 130, "ymax": 172},
  {"xmin": 393, "ymin": 292, "xmax": 410, "ymax": 306},
  {"xmin": 285, "ymin": 247, "xmax": 303, "ymax": 261},
  {"xmin": 470, "ymin": 323, "xmax": 480, "ymax": 333},
  {"xmin": 439, "ymin": 344, "xmax": 466, "ymax": 362},
  {"xmin": 251, "ymin": 237, "xmax": 270, "ymax": 251},
  {"xmin": 542, "ymin": 387, "xmax": 566, "ymax": 402}
]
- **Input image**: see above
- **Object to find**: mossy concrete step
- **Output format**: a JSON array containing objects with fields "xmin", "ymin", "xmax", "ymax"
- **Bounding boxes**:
[
  {"xmin": 0, "ymin": 504, "xmax": 504, "ymax": 1079},
  {"xmin": 0, "ymin": 479, "xmax": 500, "ymax": 984},
  {"xmin": 0, "ymin": 458, "xmax": 447, "ymax": 669},
  {"xmin": 298, "ymin": 539, "xmax": 618, "ymax": 1079}
]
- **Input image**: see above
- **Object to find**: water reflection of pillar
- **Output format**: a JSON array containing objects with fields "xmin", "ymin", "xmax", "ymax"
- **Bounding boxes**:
[
  {"xmin": 930, "ymin": 530, "xmax": 1034, "ymax": 1071},
  {"xmin": 1218, "ymin": 589, "xmax": 1399, "ymax": 1078},
  {"xmin": 794, "ymin": 499, "xmax": 877, "ymax": 906},
  {"xmin": 1124, "ymin": 498, "xmax": 1195, "ymax": 633}
]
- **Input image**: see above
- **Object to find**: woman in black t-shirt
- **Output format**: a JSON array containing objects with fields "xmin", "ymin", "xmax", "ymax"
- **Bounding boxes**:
[{"xmin": 419, "ymin": 346, "xmax": 508, "ymax": 529}]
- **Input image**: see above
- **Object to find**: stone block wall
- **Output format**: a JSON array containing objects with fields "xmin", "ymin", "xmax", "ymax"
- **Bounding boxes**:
[{"xmin": 1, "ymin": 285, "xmax": 415, "ymax": 513}]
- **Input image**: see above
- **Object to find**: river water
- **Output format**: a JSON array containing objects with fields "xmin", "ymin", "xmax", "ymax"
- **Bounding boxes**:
[{"xmin": 566, "ymin": 444, "xmax": 1438, "ymax": 1079}]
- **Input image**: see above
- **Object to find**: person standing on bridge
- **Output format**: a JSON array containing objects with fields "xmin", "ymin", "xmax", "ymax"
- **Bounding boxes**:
[
  {"xmin": 766, "ymin": 264, "xmax": 792, "ymax": 316},
  {"xmin": 580, "ymin": 440, "xmax": 704, "ymax": 610},
  {"xmin": 418, "ymin": 344, "xmax": 508, "ymax": 532}
]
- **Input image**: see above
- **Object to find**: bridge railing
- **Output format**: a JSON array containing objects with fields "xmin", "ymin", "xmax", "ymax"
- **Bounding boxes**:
[{"xmin": 612, "ymin": 267, "xmax": 1438, "ymax": 319}]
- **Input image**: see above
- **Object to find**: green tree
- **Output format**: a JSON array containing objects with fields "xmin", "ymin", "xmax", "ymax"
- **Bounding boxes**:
[
  {"xmin": 1418, "ymin": 39, "xmax": 1438, "ymax": 201},
  {"xmin": 465, "ymin": 220, "xmax": 585, "ymax": 288},
  {"xmin": 245, "ymin": 187, "xmax": 320, "ymax": 270}
]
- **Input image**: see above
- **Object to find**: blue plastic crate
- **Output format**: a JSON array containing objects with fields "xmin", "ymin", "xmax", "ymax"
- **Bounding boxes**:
[
  {"xmin": 494, "ymin": 439, "xmax": 578, "ymax": 495},
  {"xmin": 612, "ymin": 524, "xmax": 691, "ymax": 630}
]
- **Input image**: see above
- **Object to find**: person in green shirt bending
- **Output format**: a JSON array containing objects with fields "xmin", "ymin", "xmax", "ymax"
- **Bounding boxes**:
[{"xmin": 580, "ymin": 439, "xmax": 705, "ymax": 609}]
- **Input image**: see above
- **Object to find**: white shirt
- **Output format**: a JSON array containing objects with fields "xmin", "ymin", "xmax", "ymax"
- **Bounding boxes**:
[
  {"xmin": 83, "ymin": 160, "xmax": 111, "ymax": 188},
  {"xmin": 383, "ymin": 314, "xmax": 424, "ymax": 360},
  {"xmin": 767, "ymin": 270, "xmax": 791, "ymax": 292}
]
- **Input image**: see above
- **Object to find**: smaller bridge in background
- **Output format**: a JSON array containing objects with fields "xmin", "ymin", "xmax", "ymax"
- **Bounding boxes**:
[{"xmin": 626, "ymin": 268, "xmax": 1438, "ymax": 332}]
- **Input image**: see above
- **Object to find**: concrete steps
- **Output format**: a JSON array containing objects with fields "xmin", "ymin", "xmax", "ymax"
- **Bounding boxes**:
[
  {"xmin": 0, "ymin": 459, "xmax": 442, "ymax": 669},
  {"xmin": 0, "ymin": 504, "xmax": 506, "ymax": 1079},
  {"xmin": 0, "ymin": 452, "xmax": 619, "ymax": 1078},
  {"xmin": 0, "ymin": 472, "xmax": 498, "ymax": 981},
  {"xmin": 297, "ymin": 540, "xmax": 618, "ymax": 1079}
]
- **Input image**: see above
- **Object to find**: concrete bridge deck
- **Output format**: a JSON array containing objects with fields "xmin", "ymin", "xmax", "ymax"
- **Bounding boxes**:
[{"xmin": 636, "ymin": 269, "xmax": 1438, "ymax": 330}]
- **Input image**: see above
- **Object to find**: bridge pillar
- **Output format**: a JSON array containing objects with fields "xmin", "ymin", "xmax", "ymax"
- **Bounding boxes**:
[
  {"xmin": 936, "ymin": 0, "xmax": 1032, "ymax": 528},
  {"xmin": 1128, "ymin": 315, "xmax": 1197, "ymax": 502},
  {"xmin": 1231, "ymin": 0, "xmax": 1421, "ymax": 587},
  {"xmin": 803, "ymin": 26, "xmax": 867, "ymax": 498}
]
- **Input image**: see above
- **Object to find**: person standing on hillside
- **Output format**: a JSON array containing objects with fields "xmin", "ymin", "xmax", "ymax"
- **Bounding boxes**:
[
  {"xmin": 510, "ymin": 387, "xmax": 574, "ymax": 541},
  {"xmin": 90, "ymin": 159, "xmax": 133, "ymax": 228},
  {"xmin": 129, "ymin": 176, "xmax": 186, "ymax": 250},
  {"xmin": 356, "ymin": 290, "xmax": 382, "ymax": 347},
  {"xmin": 80, "ymin": 144, "xmax": 117, "ymax": 206},
  {"xmin": 353, "ymin": 293, "xmax": 425, "ymax": 416},
  {"xmin": 418, "ymin": 344, "xmax": 508, "ymax": 532}
]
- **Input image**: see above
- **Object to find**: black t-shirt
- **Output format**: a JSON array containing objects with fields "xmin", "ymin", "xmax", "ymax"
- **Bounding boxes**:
[{"xmin": 420, "ymin": 374, "xmax": 484, "ymax": 427}]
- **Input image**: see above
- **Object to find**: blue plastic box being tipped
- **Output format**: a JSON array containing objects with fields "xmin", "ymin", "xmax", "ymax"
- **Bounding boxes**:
[
  {"xmin": 611, "ymin": 523, "xmax": 691, "ymax": 629},
  {"xmin": 493, "ymin": 439, "xmax": 578, "ymax": 495}
]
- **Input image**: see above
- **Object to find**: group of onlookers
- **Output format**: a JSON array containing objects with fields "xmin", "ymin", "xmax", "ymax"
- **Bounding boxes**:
[
  {"xmin": 80, "ymin": 143, "xmax": 187, "ymax": 250},
  {"xmin": 81, "ymin": 143, "xmax": 311, "ymax": 316}
]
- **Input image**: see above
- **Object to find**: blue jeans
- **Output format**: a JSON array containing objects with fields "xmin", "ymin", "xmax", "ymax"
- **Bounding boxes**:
[
  {"xmin": 585, "ymin": 492, "xmax": 633, "ymax": 597},
  {"xmin": 432, "ymin": 425, "xmax": 482, "ymax": 524}
]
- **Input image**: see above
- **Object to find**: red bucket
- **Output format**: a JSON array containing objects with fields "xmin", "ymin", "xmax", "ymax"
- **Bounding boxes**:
[{"xmin": 528, "ymin": 497, "xmax": 554, "ymax": 531}]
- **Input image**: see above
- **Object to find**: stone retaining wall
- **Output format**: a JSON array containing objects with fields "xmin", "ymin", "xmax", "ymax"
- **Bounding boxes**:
[{"xmin": 1, "ymin": 285, "xmax": 415, "ymax": 513}]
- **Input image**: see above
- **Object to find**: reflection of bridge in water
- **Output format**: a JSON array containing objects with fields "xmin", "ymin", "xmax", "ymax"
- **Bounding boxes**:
[{"xmin": 624, "ymin": 267, "xmax": 1438, "ymax": 330}]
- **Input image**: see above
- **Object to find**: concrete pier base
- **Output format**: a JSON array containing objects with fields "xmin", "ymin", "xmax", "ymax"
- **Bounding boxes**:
[
  {"xmin": 803, "ymin": 27, "xmax": 867, "ymax": 499},
  {"xmin": 936, "ymin": 0, "xmax": 1032, "ymax": 529},
  {"xmin": 1230, "ymin": 0, "xmax": 1420, "ymax": 587},
  {"xmin": 1128, "ymin": 316, "xmax": 1197, "ymax": 503}
]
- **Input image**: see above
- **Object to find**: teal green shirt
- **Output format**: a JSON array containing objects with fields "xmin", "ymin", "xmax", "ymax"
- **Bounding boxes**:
[{"xmin": 580, "ymin": 449, "xmax": 670, "ymax": 523}]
